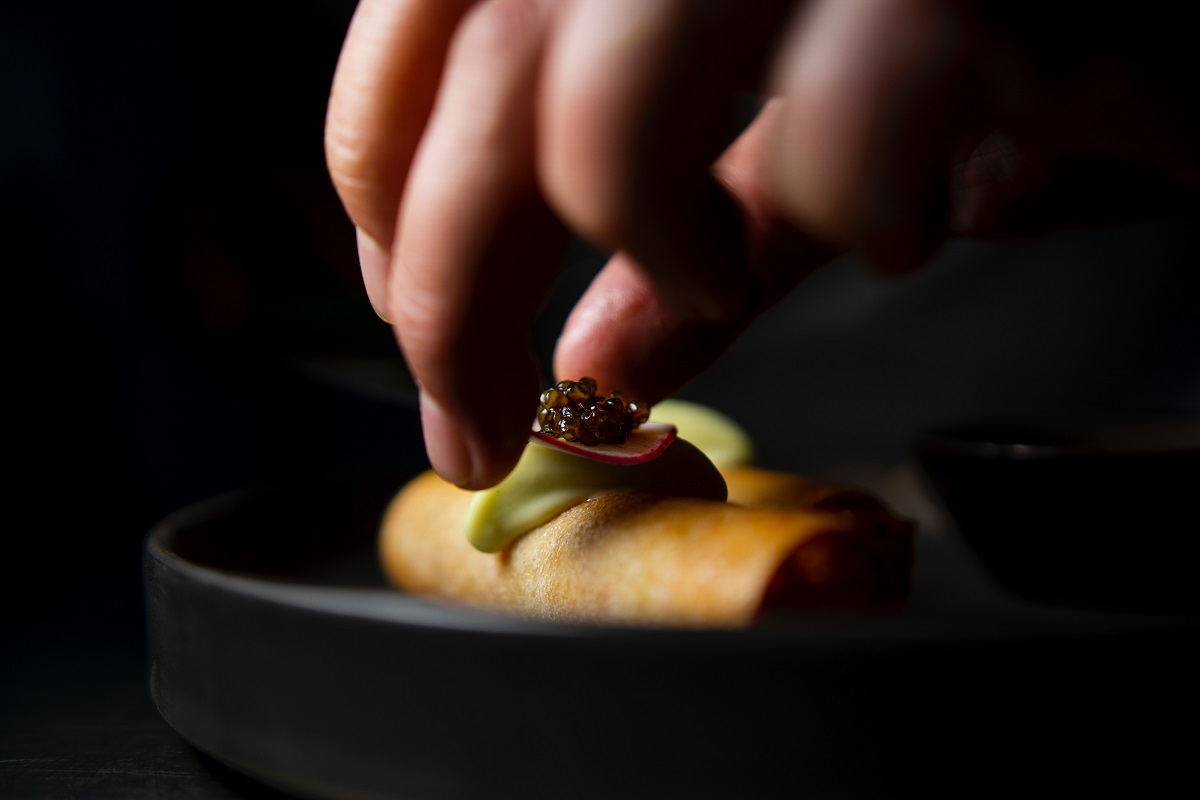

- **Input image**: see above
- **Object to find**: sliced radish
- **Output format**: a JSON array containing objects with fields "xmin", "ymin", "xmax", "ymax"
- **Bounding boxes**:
[{"xmin": 529, "ymin": 422, "xmax": 677, "ymax": 465}]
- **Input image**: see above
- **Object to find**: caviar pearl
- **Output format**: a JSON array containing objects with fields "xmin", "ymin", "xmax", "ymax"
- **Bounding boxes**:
[{"xmin": 536, "ymin": 376, "xmax": 649, "ymax": 446}]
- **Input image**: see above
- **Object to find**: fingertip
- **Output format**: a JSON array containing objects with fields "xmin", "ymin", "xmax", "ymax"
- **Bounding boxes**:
[
  {"xmin": 419, "ymin": 393, "xmax": 472, "ymax": 487},
  {"xmin": 471, "ymin": 423, "xmax": 532, "ymax": 491},
  {"xmin": 356, "ymin": 228, "xmax": 392, "ymax": 321},
  {"xmin": 553, "ymin": 252, "xmax": 742, "ymax": 406},
  {"xmin": 552, "ymin": 255, "xmax": 657, "ymax": 393},
  {"xmin": 419, "ymin": 390, "xmax": 531, "ymax": 491}
]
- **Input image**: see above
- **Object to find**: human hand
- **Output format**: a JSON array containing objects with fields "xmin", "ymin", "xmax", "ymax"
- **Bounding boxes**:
[{"xmin": 325, "ymin": 0, "xmax": 1200, "ymax": 489}]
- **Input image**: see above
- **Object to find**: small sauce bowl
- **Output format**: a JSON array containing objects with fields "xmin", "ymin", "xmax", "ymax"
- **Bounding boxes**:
[{"xmin": 914, "ymin": 417, "xmax": 1200, "ymax": 613}]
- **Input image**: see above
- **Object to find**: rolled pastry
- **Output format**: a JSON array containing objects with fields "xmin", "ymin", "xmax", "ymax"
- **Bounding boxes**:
[{"xmin": 378, "ymin": 466, "xmax": 913, "ymax": 628}]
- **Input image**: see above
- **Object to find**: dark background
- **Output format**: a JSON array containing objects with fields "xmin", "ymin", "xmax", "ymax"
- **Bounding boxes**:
[
  {"xmin": 7, "ymin": 1, "xmax": 412, "ymax": 609},
  {"xmin": 5, "ymin": 3, "xmax": 418, "ymax": 796},
  {"xmin": 3, "ymin": 1, "xmax": 1198, "ymax": 796}
]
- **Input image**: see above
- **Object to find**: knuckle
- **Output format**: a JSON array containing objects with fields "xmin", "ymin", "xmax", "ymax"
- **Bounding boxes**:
[
  {"xmin": 323, "ymin": 101, "xmax": 399, "ymax": 243},
  {"xmin": 454, "ymin": 0, "xmax": 549, "ymax": 62},
  {"xmin": 323, "ymin": 116, "xmax": 369, "ymax": 198}
]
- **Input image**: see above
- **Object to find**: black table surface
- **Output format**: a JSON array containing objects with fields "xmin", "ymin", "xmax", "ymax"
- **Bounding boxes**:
[{"xmin": 2, "ymin": 565, "xmax": 293, "ymax": 800}]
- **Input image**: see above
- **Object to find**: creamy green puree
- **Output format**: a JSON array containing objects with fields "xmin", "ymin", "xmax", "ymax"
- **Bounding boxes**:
[
  {"xmin": 651, "ymin": 399, "xmax": 754, "ymax": 470},
  {"xmin": 464, "ymin": 400, "xmax": 752, "ymax": 553}
]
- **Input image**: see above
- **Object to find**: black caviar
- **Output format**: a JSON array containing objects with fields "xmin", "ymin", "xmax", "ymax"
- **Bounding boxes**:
[{"xmin": 536, "ymin": 376, "xmax": 650, "ymax": 446}]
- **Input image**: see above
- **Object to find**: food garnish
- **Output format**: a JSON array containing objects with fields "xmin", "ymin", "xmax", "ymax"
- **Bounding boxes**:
[
  {"xmin": 463, "ymin": 385, "xmax": 764, "ymax": 552},
  {"xmin": 536, "ymin": 376, "xmax": 649, "ymax": 445},
  {"xmin": 532, "ymin": 376, "xmax": 674, "ymax": 465},
  {"xmin": 647, "ymin": 399, "xmax": 754, "ymax": 470},
  {"xmin": 464, "ymin": 437, "xmax": 727, "ymax": 553},
  {"xmin": 530, "ymin": 423, "xmax": 677, "ymax": 465}
]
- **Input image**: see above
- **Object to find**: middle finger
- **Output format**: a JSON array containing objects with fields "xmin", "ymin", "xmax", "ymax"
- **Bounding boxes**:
[{"xmin": 539, "ymin": 0, "xmax": 799, "ymax": 321}]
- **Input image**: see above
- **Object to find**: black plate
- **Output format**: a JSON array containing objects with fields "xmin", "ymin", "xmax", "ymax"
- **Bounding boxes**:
[{"xmin": 145, "ymin": 468, "xmax": 1200, "ymax": 799}]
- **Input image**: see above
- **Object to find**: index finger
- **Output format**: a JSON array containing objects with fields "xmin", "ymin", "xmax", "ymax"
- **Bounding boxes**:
[
  {"xmin": 325, "ymin": 0, "xmax": 477, "ymax": 247},
  {"xmin": 390, "ymin": 0, "xmax": 569, "ymax": 489}
]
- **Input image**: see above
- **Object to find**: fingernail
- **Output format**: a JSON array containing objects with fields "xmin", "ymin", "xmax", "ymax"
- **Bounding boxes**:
[
  {"xmin": 356, "ymin": 228, "xmax": 392, "ymax": 322},
  {"xmin": 420, "ymin": 393, "xmax": 474, "ymax": 487}
]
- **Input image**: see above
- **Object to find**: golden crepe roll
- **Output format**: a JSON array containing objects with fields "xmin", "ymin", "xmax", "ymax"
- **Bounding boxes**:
[{"xmin": 379, "ymin": 397, "xmax": 914, "ymax": 628}]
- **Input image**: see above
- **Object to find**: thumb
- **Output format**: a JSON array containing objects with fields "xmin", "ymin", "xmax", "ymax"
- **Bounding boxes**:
[{"xmin": 552, "ymin": 251, "xmax": 745, "ymax": 403}]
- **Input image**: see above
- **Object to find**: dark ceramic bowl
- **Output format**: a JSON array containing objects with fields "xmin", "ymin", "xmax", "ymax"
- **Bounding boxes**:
[
  {"xmin": 145, "ymin": 467, "xmax": 1200, "ymax": 799},
  {"xmin": 915, "ymin": 417, "xmax": 1200, "ymax": 613}
]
